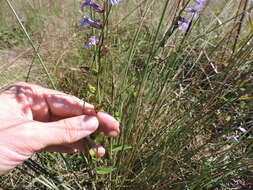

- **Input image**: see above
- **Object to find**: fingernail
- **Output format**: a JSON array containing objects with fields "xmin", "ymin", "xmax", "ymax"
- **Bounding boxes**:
[
  {"xmin": 108, "ymin": 130, "xmax": 120, "ymax": 137},
  {"xmin": 85, "ymin": 102, "xmax": 94, "ymax": 109},
  {"xmin": 83, "ymin": 102, "xmax": 96, "ymax": 115},
  {"xmin": 84, "ymin": 108, "xmax": 97, "ymax": 115},
  {"xmin": 112, "ymin": 120, "xmax": 120, "ymax": 134},
  {"xmin": 82, "ymin": 116, "xmax": 99, "ymax": 132}
]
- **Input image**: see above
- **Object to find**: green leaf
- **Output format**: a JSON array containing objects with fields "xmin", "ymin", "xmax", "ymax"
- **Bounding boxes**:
[
  {"xmin": 239, "ymin": 96, "xmax": 253, "ymax": 100},
  {"xmin": 95, "ymin": 167, "xmax": 116, "ymax": 175},
  {"xmin": 111, "ymin": 145, "xmax": 132, "ymax": 152}
]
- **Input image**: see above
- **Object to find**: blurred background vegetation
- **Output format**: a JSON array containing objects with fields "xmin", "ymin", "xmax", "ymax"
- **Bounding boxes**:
[{"xmin": 0, "ymin": 0, "xmax": 253, "ymax": 189}]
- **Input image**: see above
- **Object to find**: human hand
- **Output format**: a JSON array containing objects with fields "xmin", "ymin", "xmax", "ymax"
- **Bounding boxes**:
[{"xmin": 0, "ymin": 82, "xmax": 120, "ymax": 175}]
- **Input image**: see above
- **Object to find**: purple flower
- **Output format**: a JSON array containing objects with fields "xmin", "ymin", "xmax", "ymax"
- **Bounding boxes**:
[
  {"xmin": 178, "ymin": 16, "xmax": 189, "ymax": 23},
  {"xmin": 178, "ymin": 0, "xmax": 204, "ymax": 31},
  {"xmin": 236, "ymin": 126, "xmax": 247, "ymax": 133},
  {"xmin": 178, "ymin": 16, "xmax": 190, "ymax": 30},
  {"xmin": 185, "ymin": 0, "xmax": 203, "ymax": 14},
  {"xmin": 185, "ymin": 7, "xmax": 198, "ymax": 13},
  {"xmin": 19, "ymin": 17, "xmax": 27, "ymax": 24},
  {"xmin": 196, "ymin": 0, "xmax": 203, "ymax": 10},
  {"xmin": 83, "ymin": 36, "xmax": 99, "ymax": 49},
  {"xmin": 81, "ymin": 0, "xmax": 104, "ymax": 13},
  {"xmin": 179, "ymin": 22, "xmax": 190, "ymax": 31},
  {"xmin": 227, "ymin": 133, "xmax": 239, "ymax": 141},
  {"xmin": 109, "ymin": 0, "xmax": 121, "ymax": 5},
  {"xmin": 80, "ymin": 16, "xmax": 102, "ymax": 29}
]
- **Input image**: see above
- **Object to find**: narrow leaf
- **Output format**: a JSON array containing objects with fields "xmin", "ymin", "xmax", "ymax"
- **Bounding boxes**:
[
  {"xmin": 111, "ymin": 145, "xmax": 132, "ymax": 152},
  {"xmin": 95, "ymin": 167, "xmax": 116, "ymax": 175}
]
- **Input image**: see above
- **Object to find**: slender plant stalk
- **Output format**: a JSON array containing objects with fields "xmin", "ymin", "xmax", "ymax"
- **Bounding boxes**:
[
  {"xmin": 5, "ymin": 0, "xmax": 56, "ymax": 89},
  {"xmin": 26, "ymin": 43, "xmax": 42, "ymax": 82},
  {"xmin": 232, "ymin": 0, "xmax": 249, "ymax": 53}
]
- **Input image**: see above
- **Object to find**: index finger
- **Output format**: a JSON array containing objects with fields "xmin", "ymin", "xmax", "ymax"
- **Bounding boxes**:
[
  {"xmin": 44, "ymin": 90, "xmax": 96, "ymax": 117},
  {"xmin": 9, "ymin": 82, "xmax": 96, "ymax": 121}
]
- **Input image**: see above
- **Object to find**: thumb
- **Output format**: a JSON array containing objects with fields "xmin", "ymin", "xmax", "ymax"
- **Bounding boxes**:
[{"xmin": 31, "ymin": 115, "xmax": 99, "ymax": 150}]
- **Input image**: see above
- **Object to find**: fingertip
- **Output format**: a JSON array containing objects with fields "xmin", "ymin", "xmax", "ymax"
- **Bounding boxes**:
[
  {"xmin": 107, "ymin": 130, "xmax": 120, "ymax": 137},
  {"xmin": 97, "ymin": 111, "xmax": 120, "ymax": 127},
  {"xmin": 83, "ymin": 102, "xmax": 96, "ymax": 115},
  {"xmin": 82, "ymin": 115, "xmax": 99, "ymax": 132},
  {"xmin": 93, "ymin": 145, "xmax": 106, "ymax": 158},
  {"xmin": 97, "ymin": 111, "xmax": 120, "ymax": 136}
]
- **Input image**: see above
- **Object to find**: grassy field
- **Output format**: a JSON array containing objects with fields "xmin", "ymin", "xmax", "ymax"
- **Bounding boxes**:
[{"xmin": 0, "ymin": 0, "xmax": 253, "ymax": 189}]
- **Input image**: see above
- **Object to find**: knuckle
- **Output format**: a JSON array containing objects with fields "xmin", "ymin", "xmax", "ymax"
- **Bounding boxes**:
[{"xmin": 13, "ymin": 82, "xmax": 28, "ymax": 87}]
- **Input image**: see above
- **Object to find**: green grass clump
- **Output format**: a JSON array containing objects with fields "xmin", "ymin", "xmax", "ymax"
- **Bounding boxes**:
[{"xmin": 0, "ymin": 0, "xmax": 253, "ymax": 189}]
